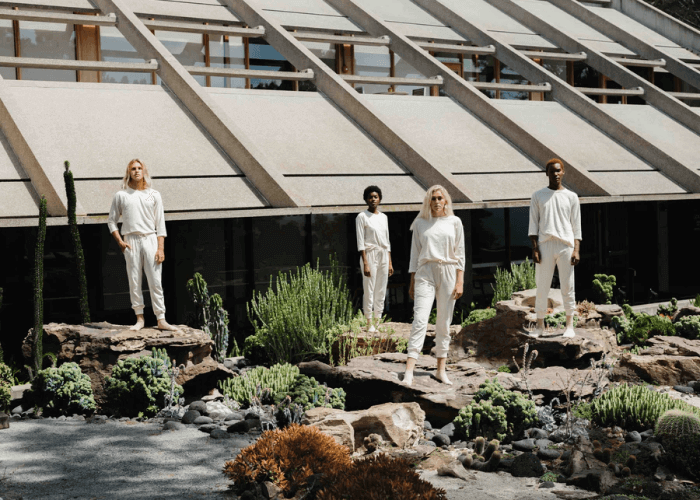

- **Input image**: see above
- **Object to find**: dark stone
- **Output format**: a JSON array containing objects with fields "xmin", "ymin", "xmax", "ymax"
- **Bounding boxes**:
[
  {"xmin": 640, "ymin": 429, "xmax": 655, "ymax": 440},
  {"xmin": 181, "ymin": 410, "xmax": 201, "ymax": 424},
  {"xmin": 538, "ymin": 448, "xmax": 561, "ymax": 460},
  {"xmin": 423, "ymin": 420, "xmax": 433, "ymax": 430},
  {"xmin": 689, "ymin": 381, "xmax": 700, "ymax": 392},
  {"xmin": 193, "ymin": 416, "xmax": 213, "ymax": 425},
  {"xmin": 512, "ymin": 438, "xmax": 537, "ymax": 452},
  {"xmin": 432, "ymin": 433, "xmax": 451, "ymax": 447},
  {"xmin": 227, "ymin": 420, "xmax": 251, "ymax": 433},
  {"xmin": 439, "ymin": 422, "xmax": 456, "ymax": 439},
  {"xmin": 225, "ymin": 412, "xmax": 244, "ymax": 421},
  {"xmin": 565, "ymin": 469, "xmax": 617, "ymax": 493},
  {"xmin": 424, "ymin": 431, "xmax": 435, "ymax": 441},
  {"xmin": 535, "ymin": 438, "xmax": 553, "ymax": 450},
  {"xmin": 499, "ymin": 458, "xmax": 513, "ymax": 470},
  {"xmin": 418, "ymin": 439, "xmax": 437, "ymax": 448},
  {"xmin": 245, "ymin": 411, "xmax": 261, "ymax": 420},
  {"xmin": 163, "ymin": 421, "xmax": 186, "ymax": 431},
  {"xmin": 511, "ymin": 453, "xmax": 544, "ymax": 477},
  {"xmin": 626, "ymin": 431, "xmax": 642, "ymax": 443},
  {"xmin": 0, "ymin": 413, "xmax": 9, "ymax": 429},
  {"xmin": 210, "ymin": 428, "xmax": 231, "ymax": 439},
  {"xmin": 197, "ymin": 424, "xmax": 217, "ymax": 433},
  {"xmin": 540, "ymin": 481, "xmax": 555, "ymax": 488},
  {"xmin": 188, "ymin": 401, "xmax": 207, "ymax": 414},
  {"xmin": 527, "ymin": 428, "xmax": 548, "ymax": 440},
  {"xmin": 453, "ymin": 441, "xmax": 467, "ymax": 449},
  {"xmin": 674, "ymin": 385, "xmax": 695, "ymax": 394}
]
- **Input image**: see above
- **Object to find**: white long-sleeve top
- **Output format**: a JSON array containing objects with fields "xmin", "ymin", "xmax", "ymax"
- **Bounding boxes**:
[
  {"xmin": 528, "ymin": 187, "xmax": 581, "ymax": 247},
  {"xmin": 356, "ymin": 210, "xmax": 391, "ymax": 252},
  {"xmin": 107, "ymin": 187, "xmax": 167, "ymax": 237},
  {"xmin": 409, "ymin": 215, "xmax": 465, "ymax": 273}
]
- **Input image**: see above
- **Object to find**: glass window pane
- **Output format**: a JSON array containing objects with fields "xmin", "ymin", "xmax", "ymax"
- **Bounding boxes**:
[
  {"xmin": 394, "ymin": 52, "xmax": 427, "ymax": 95},
  {"xmin": 209, "ymin": 34, "xmax": 246, "ymax": 88},
  {"xmin": 472, "ymin": 208, "xmax": 505, "ymax": 265},
  {"xmin": 249, "ymin": 38, "xmax": 295, "ymax": 90},
  {"xmin": 355, "ymin": 44, "xmax": 390, "ymax": 94},
  {"xmin": 100, "ymin": 25, "xmax": 150, "ymax": 85},
  {"xmin": 510, "ymin": 207, "xmax": 531, "ymax": 262},
  {"xmin": 253, "ymin": 216, "xmax": 306, "ymax": 289},
  {"xmin": 302, "ymin": 41, "xmax": 335, "ymax": 70},
  {"xmin": 500, "ymin": 63, "xmax": 529, "ymax": 100},
  {"xmin": 19, "ymin": 21, "xmax": 77, "ymax": 82},
  {"xmin": 156, "ymin": 30, "xmax": 206, "ymax": 86},
  {"xmin": 0, "ymin": 20, "xmax": 15, "ymax": 80}
]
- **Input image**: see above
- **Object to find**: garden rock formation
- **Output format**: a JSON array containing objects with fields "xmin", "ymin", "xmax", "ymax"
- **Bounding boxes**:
[
  {"xmin": 618, "ymin": 336, "xmax": 700, "ymax": 385},
  {"xmin": 21, "ymin": 322, "xmax": 233, "ymax": 405}
]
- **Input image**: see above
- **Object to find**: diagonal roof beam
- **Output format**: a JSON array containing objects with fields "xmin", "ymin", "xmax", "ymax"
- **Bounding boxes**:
[
  {"xmin": 492, "ymin": 0, "xmax": 700, "ymax": 135},
  {"xmin": 547, "ymin": 0, "xmax": 700, "ymax": 92},
  {"xmin": 91, "ymin": 0, "xmax": 300, "ymax": 208},
  {"xmin": 325, "ymin": 0, "xmax": 608, "ymax": 196},
  {"xmin": 219, "ymin": 0, "xmax": 477, "ymax": 202},
  {"xmin": 414, "ymin": 0, "xmax": 700, "ymax": 193}
]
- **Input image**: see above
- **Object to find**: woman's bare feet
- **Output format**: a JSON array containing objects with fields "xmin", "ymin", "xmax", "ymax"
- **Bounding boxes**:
[
  {"xmin": 403, "ymin": 372, "xmax": 414, "ymax": 387},
  {"xmin": 129, "ymin": 315, "xmax": 145, "ymax": 331},
  {"xmin": 157, "ymin": 319, "xmax": 179, "ymax": 331},
  {"xmin": 436, "ymin": 371, "xmax": 453, "ymax": 385},
  {"xmin": 435, "ymin": 357, "xmax": 452, "ymax": 385}
]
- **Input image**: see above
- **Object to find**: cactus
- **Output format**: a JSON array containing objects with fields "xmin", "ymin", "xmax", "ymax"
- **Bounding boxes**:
[
  {"xmin": 0, "ymin": 287, "xmax": 3, "ymax": 363},
  {"xmin": 218, "ymin": 364, "xmax": 300, "ymax": 407},
  {"xmin": 474, "ymin": 436, "xmax": 486, "ymax": 455},
  {"xmin": 186, "ymin": 273, "xmax": 229, "ymax": 362},
  {"xmin": 675, "ymin": 316, "xmax": 700, "ymax": 340},
  {"xmin": 602, "ymin": 448, "xmax": 612, "ymax": 464},
  {"xmin": 32, "ymin": 197, "xmax": 47, "ymax": 378},
  {"xmin": 26, "ymin": 362, "xmax": 96, "ymax": 416},
  {"xmin": 459, "ymin": 453, "xmax": 473, "ymax": 469},
  {"xmin": 594, "ymin": 448, "xmax": 604, "ymax": 461},
  {"xmin": 621, "ymin": 467, "xmax": 631, "ymax": 477},
  {"xmin": 655, "ymin": 409, "xmax": 700, "ymax": 481},
  {"xmin": 483, "ymin": 439, "xmax": 499, "ymax": 461},
  {"xmin": 275, "ymin": 373, "xmax": 346, "ymax": 411},
  {"xmin": 592, "ymin": 440, "xmax": 602, "ymax": 450},
  {"xmin": 63, "ymin": 161, "xmax": 90, "ymax": 323},
  {"xmin": 483, "ymin": 450, "xmax": 501, "ymax": 472},
  {"xmin": 454, "ymin": 400, "xmax": 508, "ymax": 442},
  {"xmin": 592, "ymin": 274, "xmax": 616, "ymax": 305},
  {"xmin": 655, "ymin": 409, "xmax": 700, "ymax": 440},
  {"xmin": 625, "ymin": 455, "xmax": 636, "ymax": 471},
  {"xmin": 657, "ymin": 298, "xmax": 678, "ymax": 317}
]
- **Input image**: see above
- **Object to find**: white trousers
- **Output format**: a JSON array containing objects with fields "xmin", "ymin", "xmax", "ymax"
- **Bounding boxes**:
[
  {"xmin": 123, "ymin": 233, "xmax": 166, "ymax": 320},
  {"xmin": 361, "ymin": 248, "xmax": 389, "ymax": 319},
  {"xmin": 408, "ymin": 262, "xmax": 456, "ymax": 359},
  {"xmin": 535, "ymin": 238, "xmax": 575, "ymax": 318}
]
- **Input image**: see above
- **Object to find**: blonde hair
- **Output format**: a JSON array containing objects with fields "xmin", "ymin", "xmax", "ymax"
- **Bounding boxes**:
[
  {"xmin": 411, "ymin": 185, "xmax": 454, "ymax": 230},
  {"xmin": 122, "ymin": 158, "xmax": 152, "ymax": 190}
]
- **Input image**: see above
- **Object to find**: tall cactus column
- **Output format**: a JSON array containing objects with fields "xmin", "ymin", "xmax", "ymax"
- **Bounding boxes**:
[
  {"xmin": 32, "ymin": 197, "xmax": 47, "ymax": 377},
  {"xmin": 64, "ymin": 161, "xmax": 90, "ymax": 323}
]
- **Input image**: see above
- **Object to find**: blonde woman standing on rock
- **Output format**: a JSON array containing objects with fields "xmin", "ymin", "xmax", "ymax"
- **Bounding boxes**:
[{"xmin": 404, "ymin": 185, "xmax": 465, "ymax": 387}]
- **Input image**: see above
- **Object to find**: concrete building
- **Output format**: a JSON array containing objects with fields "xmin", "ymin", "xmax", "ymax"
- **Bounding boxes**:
[{"xmin": 1, "ymin": 0, "xmax": 700, "ymax": 354}]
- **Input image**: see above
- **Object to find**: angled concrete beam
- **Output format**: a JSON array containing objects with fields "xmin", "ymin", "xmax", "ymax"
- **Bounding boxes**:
[
  {"xmin": 548, "ymin": 0, "xmax": 700, "ymax": 98},
  {"xmin": 219, "ymin": 0, "xmax": 477, "ymax": 202},
  {"xmin": 414, "ymin": 0, "xmax": 700, "ymax": 193},
  {"xmin": 326, "ymin": 0, "xmax": 608, "ymax": 196},
  {"xmin": 613, "ymin": 0, "xmax": 700, "ymax": 55},
  {"xmin": 490, "ymin": 0, "xmax": 700, "ymax": 135},
  {"xmin": 91, "ymin": 0, "xmax": 299, "ymax": 207}
]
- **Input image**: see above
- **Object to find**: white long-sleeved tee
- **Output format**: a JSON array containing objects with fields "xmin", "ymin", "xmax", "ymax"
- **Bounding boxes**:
[
  {"xmin": 528, "ymin": 187, "xmax": 581, "ymax": 247},
  {"xmin": 356, "ymin": 210, "xmax": 391, "ymax": 252},
  {"xmin": 409, "ymin": 215, "xmax": 465, "ymax": 273},
  {"xmin": 107, "ymin": 187, "xmax": 167, "ymax": 237}
]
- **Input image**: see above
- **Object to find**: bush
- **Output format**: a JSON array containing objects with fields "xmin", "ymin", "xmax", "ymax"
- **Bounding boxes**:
[
  {"xmin": 592, "ymin": 274, "xmax": 616, "ymax": 305},
  {"xmin": 222, "ymin": 424, "xmax": 352, "ymax": 496},
  {"xmin": 275, "ymin": 374, "xmax": 346, "ymax": 411},
  {"xmin": 104, "ymin": 349, "xmax": 181, "ymax": 417},
  {"xmin": 27, "ymin": 362, "xmax": 96, "ymax": 416},
  {"xmin": 693, "ymin": 294, "xmax": 700, "ymax": 308},
  {"xmin": 590, "ymin": 384, "xmax": 700, "ymax": 431},
  {"xmin": 454, "ymin": 378, "xmax": 537, "ymax": 442},
  {"xmin": 218, "ymin": 364, "xmax": 299, "ymax": 407},
  {"xmin": 627, "ymin": 315, "xmax": 675, "ymax": 344},
  {"xmin": 246, "ymin": 256, "xmax": 353, "ymax": 364},
  {"xmin": 461, "ymin": 308, "xmax": 497, "ymax": 327},
  {"xmin": 0, "ymin": 362, "xmax": 12, "ymax": 412},
  {"xmin": 317, "ymin": 454, "xmax": 448, "ymax": 500},
  {"xmin": 611, "ymin": 315, "xmax": 632, "ymax": 344},
  {"xmin": 656, "ymin": 410, "xmax": 700, "ymax": 481},
  {"xmin": 544, "ymin": 311, "xmax": 578, "ymax": 329},
  {"xmin": 675, "ymin": 316, "xmax": 700, "ymax": 339},
  {"xmin": 491, "ymin": 259, "xmax": 536, "ymax": 306},
  {"xmin": 657, "ymin": 298, "xmax": 678, "ymax": 317}
]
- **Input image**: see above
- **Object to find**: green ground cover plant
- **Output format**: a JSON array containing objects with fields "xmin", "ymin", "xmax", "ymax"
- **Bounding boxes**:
[
  {"xmin": 544, "ymin": 311, "xmax": 578, "ymax": 329},
  {"xmin": 675, "ymin": 315, "xmax": 700, "ymax": 339},
  {"xmin": 26, "ymin": 362, "xmax": 96, "ymax": 416},
  {"xmin": 461, "ymin": 308, "xmax": 497, "ymax": 327},
  {"xmin": 218, "ymin": 364, "xmax": 299, "ymax": 407}
]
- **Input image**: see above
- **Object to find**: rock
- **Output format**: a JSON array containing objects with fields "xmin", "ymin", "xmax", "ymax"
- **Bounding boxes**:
[
  {"xmin": 595, "ymin": 304, "xmax": 625, "ymax": 324},
  {"xmin": 261, "ymin": 481, "xmax": 282, "ymax": 499},
  {"xmin": 566, "ymin": 450, "xmax": 586, "ymax": 476},
  {"xmin": 163, "ymin": 421, "xmax": 186, "ymax": 431},
  {"xmin": 227, "ymin": 420, "xmax": 251, "ymax": 433},
  {"xmin": 689, "ymin": 381, "xmax": 700, "ymax": 392},
  {"xmin": 418, "ymin": 439, "xmax": 437, "ymax": 448},
  {"xmin": 431, "ymin": 433, "xmax": 450, "ymax": 447},
  {"xmin": 197, "ymin": 424, "xmax": 217, "ymax": 433},
  {"xmin": 538, "ymin": 448, "xmax": 561, "ymax": 460},
  {"xmin": 21, "ymin": 322, "xmax": 234, "ymax": 405},
  {"xmin": 654, "ymin": 465, "xmax": 674, "ymax": 481},
  {"xmin": 527, "ymin": 428, "xmax": 548, "ymax": 440},
  {"xmin": 193, "ymin": 416, "xmax": 213, "ymax": 425},
  {"xmin": 303, "ymin": 402, "xmax": 424, "ymax": 451},
  {"xmin": 626, "ymin": 431, "xmax": 642, "ymax": 443},
  {"xmin": 512, "ymin": 288, "xmax": 563, "ymax": 310},
  {"xmin": 423, "ymin": 420, "xmax": 433, "ymax": 430},
  {"xmin": 566, "ymin": 469, "xmax": 617, "ymax": 493},
  {"xmin": 207, "ymin": 411, "xmax": 227, "ymax": 421},
  {"xmin": 10, "ymin": 383, "xmax": 30, "ymax": 404},
  {"xmin": 673, "ymin": 385, "xmax": 694, "ymax": 394},
  {"xmin": 640, "ymin": 429, "xmax": 655, "ymax": 440},
  {"xmin": 188, "ymin": 401, "xmax": 207, "ymax": 414},
  {"xmin": 181, "ymin": 410, "xmax": 201, "ymax": 424},
  {"xmin": 210, "ymin": 428, "xmax": 231, "ymax": 440},
  {"xmin": 540, "ymin": 481, "xmax": 555, "ymax": 488},
  {"xmin": 223, "ymin": 356, "xmax": 246, "ymax": 370},
  {"xmin": 510, "ymin": 453, "xmax": 544, "ymax": 477},
  {"xmin": 200, "ymin": 388, "xmax": 224, "ymax": 402},
  {"xmin": 439, "ymin": 422, "xmax": 455, "ymax": 439},
  {"xmin": 673, "ymin": 306, "xmax": 700, "ymax": 323},
  {"xmin": 11, "ymin": 405, "xmax": 22, "ymax": 415},
  {"xmin": 437, "ymin": 460, "xmax": 471, "ymax": 481},
  {"xmin": 535, "ymin": 438, "xmax": 553, "ymax": 450},
  {"xmin": 512, "ymin": 438, "xmax": 537, "ymax": 452},
  {"xmin": 0, "ymin": 412, "xmax": 9, "ymax": 429},
  {"xmin": 245, "ymin": 411, "xmax": 262, "ymax": 420},
  {"xmin": 618, "ymin": 336, "xmax": 700, "ymax": 385},
  {"xmin": 225, "ymin": 412, "xmax": 244, "ymax": 421}
]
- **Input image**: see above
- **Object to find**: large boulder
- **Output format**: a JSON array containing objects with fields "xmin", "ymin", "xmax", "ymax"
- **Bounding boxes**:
[
  {"xmin": 618, "ymin": 336, "xmax": 700, "ymax": 386},
  {"xmin": 22, "ymin": 322, "xmax": 234, "ymax": 405},
  {"xmin": 673, "ymin": 306, "xmax": 700, "ymax": 323},
  {"xmin": 302, "ymin": 402, "xmax": 424, "ymax": 451}
]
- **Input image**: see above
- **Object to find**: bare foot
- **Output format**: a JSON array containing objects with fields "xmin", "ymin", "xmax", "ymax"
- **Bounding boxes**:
[
  {"xmin": 403, "ymin": 372, "xmax": 414, "ymax": 387},
  {"xmin": 129, "ymin": 316, "xmax": 145, "ymax": 331},
  {"xmin": 157, "ymin": 319, "xmax": 179, "ymax": 331},
  {"xmin": 562, "ymin": 328, "xmax": 575, "ymax": 338},
  {"xmin": 436, "ymin": 371, "xmax": 453, "ymax": 385},
  {"xmin": 529, "ymin": 329, "xmax": 543, "ymax": 338}
]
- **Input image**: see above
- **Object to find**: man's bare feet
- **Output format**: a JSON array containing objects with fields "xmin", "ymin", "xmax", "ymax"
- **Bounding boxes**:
[
  {"xmin": 129, "ymin": 315, "xmax": 145, "ymax": 331},
  {"xmin": 436, "ymin": 371, "xmax": 453, "ymax": 385},
  {"xmin": 157, "ymin": 319, "xmax": 179, "ymax": 331}
]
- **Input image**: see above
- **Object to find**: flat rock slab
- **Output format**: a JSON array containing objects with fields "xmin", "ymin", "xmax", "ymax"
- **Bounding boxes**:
[
  {"xmin": 22, "ymin": 322, "xmax": 233, "ymax": 405},
  {"xmin": 618, "ymin": 336, "xmax": 700, "ymax": 386}
]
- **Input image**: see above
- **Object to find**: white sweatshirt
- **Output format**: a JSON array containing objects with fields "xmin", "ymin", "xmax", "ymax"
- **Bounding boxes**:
[
  {"xmin": 107, "ymin": 187, "xmax": 167, "ymax": 237},
  {"xmin": 356, "ymin": 210, "xmax": 391, "ymax": 252},
  {"xmin": 409, "ymin": 215, "xmax": 465, "ymax": 273},
  {"xmin": 528, "ymin": 187, "xmax": 581, "ymax": 247}
]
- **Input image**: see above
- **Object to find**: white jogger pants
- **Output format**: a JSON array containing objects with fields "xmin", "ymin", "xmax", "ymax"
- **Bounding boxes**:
[
  {"xmin": 408, "ymin": 261, "xmax": 457, "ymax": 359},
  {"xmin": 361, "ymin": 248, "xmax": 389, "ymax": 319},
  {"xmin": 123, "ymin": 233, "xmax": 166, "ymax": 320},
  {"xmin": 535, "ymin": 238, "xmax": 576, "ymax": 318}
]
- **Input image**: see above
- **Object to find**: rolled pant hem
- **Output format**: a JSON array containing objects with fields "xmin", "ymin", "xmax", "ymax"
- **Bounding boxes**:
[
  {"xmin": 155, "ymin": 313, "xmax": 166, "ymax": 320},
  {"xmin": 134, "ymin": 308, "xmax": 145, "ymax": 316},
  {"xmin": 406, "ymin": 350, "xmax": 420, "ymax": 360},
  {"xmin": 434, "ymin": 351, "xmax": 448, "ymax": 359}
]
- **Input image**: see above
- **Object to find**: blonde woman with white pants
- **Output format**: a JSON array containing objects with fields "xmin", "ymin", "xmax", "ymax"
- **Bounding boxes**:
[
  {"xmin": 356, "ymin": 185, "xmax": 393, "ymax": 332},
  {"xmin": 404, "ymin": 185, "xmax": 465, "ymax": 387},
  {"xmin": 107, "ymin": 159, "xmax": 177, "ymax": 332}
]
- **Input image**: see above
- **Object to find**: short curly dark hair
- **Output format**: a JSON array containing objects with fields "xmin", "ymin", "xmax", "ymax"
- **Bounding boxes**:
[{"xmin": 363, "ymin": 185, "xmax": 382, "ymax": 202}]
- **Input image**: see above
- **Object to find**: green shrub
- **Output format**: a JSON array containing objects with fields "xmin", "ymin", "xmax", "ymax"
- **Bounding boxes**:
[
  {"xmin": 246, "ymin": 256, "xmax": 353, "ymax": 364},
  {"xmin": 104, "ymin": 349, "xmax": 181, "ymax": 417},
  {"xmin": 655, "ymin": 410, "xmax": 700, "ymax": 481},
  {"xmin": 693, "ymin": 294, "xmax": 700, "ymax": 308},
  {"xmin": 454, "ymin": 378, "xmax": 537, "ymax": 442},
  {"xmin": 544, "ymin": 311, "xmax": 578, "ymax": 329},
  {"xmin": 590, "ymin": 384, "xmax": 700, "ymax": 431},
  {"xmin": 675, "ymin": 316, "xmax": 700, "ymax": 339},
  {"xmin": 497, "ymin": 365, "xmax": 511, "ymax": 373},
  {"xmin": 657, "ymin": 298, "xmax": 678, "ymax": 317},
  {"xmin": 611, "ymin": 315, "xmax": 632, "ymax": 344},
  {"xmin": 627, "ymin": 315, "xmax": 675, "ymax": 344},
  {"xmin": 275, "ymin": 374, "xmax": 346, "ymax": 411},
  {"xmin": 218, "ymin": 364, "xmax": 299, "ymax": 407},
  {"xmin": 491, "ymin": 259, "xmax": 536, "ymax": 306},
  {"xmin": 462, "ymin": 308, "xmax": 497, "ymax": 327},
  {"xmin": 0, "ymin": 362, "xmax": 12, "ymax": 412},
  {"xmin": 27, "ymin": 362, "xmax": 96, "ymax": 416},
  {"xmin": 187, "ymin": 273, "xmax": 229, "ymax": 362},
  {"xmin": 592, "ymin": 274, "xmax": 616, "ymax": 305}
]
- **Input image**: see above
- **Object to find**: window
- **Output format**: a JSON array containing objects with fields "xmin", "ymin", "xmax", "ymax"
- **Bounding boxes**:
[
  {"xmin": 156, "ymin": 30, "xmax": 206, "ymax": 86},
  {"xmin": 19, "ymin": 21, "xmax": 77, "ymax": 82},
  {"xmin": 100, "ymin": 26, "xmax": 150, "ymax": 85},
  {"xmin": 0, "ymin": 20, "xmax": 15, "ymax": 80},
  {"xmin": 209, "ymin": 34, "xmax": 246, "ymax": 88},
  {"xmin": 354, "ymin": 44, "xmax": 391, "ymax": 94}
]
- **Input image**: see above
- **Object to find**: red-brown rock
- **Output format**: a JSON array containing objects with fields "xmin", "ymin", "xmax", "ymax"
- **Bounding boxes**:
[{"xmin": 618, "ymin": 336, "xmax": 700, "ymax": 385}]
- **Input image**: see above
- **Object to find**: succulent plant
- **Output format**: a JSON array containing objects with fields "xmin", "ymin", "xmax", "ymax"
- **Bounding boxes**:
[
  {"xmin": 218, "ymin": 364, "xmax": 300, "ymax": 407},
  {"xmin": 483, "ymin": 439, "xmax": 499, "ymax": 461},
  {"xmin": 675, "ymin": 316, "xmax": 700, "ymax": 340},
  {"xmin": 275, "ymin": 374, "xmax": 345, "ymax": 411},
  {"xmin": 27, "ymin": 362, "xmax": 96, "ymax": 416},
  {"xmin": 474, "ymin": 436, "xmax": 486, "ymax": 456},
  {"xmin": 0, "ymin": 362, "xmax": 12, "ymax": 412},
  {"xmin": 602, "ymin": 448, "xmax": 612, "ymax": 464},
  {"xmin": 454, "ymin": 399, "xmax": 508, "ymax": 442}
]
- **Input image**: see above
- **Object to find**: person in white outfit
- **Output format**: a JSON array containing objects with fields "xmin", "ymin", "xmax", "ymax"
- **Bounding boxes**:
[
  {"xmin": 356, "ymin": 185, "xmax": 394, "ymax": 333},
  {"xmin": 528, "ymin": 158, "xmax": 582, "ymax": 339},
  {"xmin": 107, "ymin": 159, "xmax": 177, "ymax": 332},
  {"xmin": 404, "ymin": 185, "xmax": 465, "ymax": 387}
]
